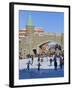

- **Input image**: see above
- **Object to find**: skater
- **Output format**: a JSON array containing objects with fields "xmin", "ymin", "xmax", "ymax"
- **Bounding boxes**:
[
  {"xmin": 50, "ymin": 58, "xmax": 52, "ymax": 66},
  {"xmin": 38, "ymin": 55, "xmax": 40, "ymax": 62},
  {"xmin": 41, "ymin": 58, "xmax": 43, "ymax": 62},
  {"xmin": 54, "ymin": 56, "xmax": 57, "ymax": 70},
  {"xmin": 41, "ymin": 54, "xmax": 43, "ymax": 62},
  {"xmin": 27, "ymin": 60, "xmax": 31, "ymax": 70},
  {"xmin": 38, "ymin": 62, "xmax": 41, "ymax": 71},
  {"xmin": 60, "ymin": 56, "xmax": 63, "ymax": 69},
  {"xmin": 31, "ymin": 55, "xmax": 34, "ymax": 64}
]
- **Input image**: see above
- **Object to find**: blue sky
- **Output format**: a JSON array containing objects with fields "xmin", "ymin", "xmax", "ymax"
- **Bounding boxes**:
[{"xmin": 19, "ymin": 10, "xmax": 64, "ymax": 33}]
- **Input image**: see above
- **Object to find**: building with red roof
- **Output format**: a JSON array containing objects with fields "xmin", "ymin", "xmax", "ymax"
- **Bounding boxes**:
[{"xmin": 19, "ymin": 15, "xmax": 64, "ymax": 59}]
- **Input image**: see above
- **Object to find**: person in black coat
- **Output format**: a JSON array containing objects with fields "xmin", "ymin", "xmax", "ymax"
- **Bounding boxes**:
[
  {"xmin": 38, "ymin": 62, "xmax": 41, "ymax": 71},
  {"xmin": 60, "ymin": 56, "xmax": 63, "ymax": 69},
  {"xmin": 31, "ymin": 55, "xmax": 34, "ymax": 64},
  {"xmin": 54, "ymin": 56, "xmax": 57, "ymax": 70}
]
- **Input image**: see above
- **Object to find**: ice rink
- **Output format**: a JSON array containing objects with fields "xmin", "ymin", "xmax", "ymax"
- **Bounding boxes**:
[{"xmin": 19, "ymin": 57, "xmax": 61, "ymax": 70}]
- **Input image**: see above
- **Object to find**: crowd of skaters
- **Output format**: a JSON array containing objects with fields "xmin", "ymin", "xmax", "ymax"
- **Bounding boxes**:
[
  {"xmin": 24, "ymin": 43, "xmax": 64, "ymax": 71},
  {"xmin": 26, "ymin": 53, "xmax": 64, "ymax": 71}
]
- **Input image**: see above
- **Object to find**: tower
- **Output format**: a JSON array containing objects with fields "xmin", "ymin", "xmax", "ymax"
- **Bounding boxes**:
[
  {"xmin": 26, "ymin": 15, "xmax": 34, "ymax": 55},
  {"xmin": 26, "ymin": 15, "xmax": 34, "ymax": 34}
]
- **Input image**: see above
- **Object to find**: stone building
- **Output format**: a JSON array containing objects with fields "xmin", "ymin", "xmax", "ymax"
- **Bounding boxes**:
[{"xmin": 19, "ymin": 15, "xmax": 64, "ymax": 59}]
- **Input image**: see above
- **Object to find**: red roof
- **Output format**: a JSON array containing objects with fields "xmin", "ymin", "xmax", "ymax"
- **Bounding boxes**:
[
  {"xmin": 20, "ymin": 29, "xmax": 28, "ymax": 32},
  {"xmin": 35, "ymin": 27, "xmax": 44, "ymax": 32},
  {"xmin": 19, "ymin": 27, "xmax": 44, "ymax": 33}
]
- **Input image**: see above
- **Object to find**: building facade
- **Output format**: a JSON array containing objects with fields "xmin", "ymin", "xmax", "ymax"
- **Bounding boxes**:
[{"xmin": 19, "ymin": 15, "xmax": 64, "ymax": 59}]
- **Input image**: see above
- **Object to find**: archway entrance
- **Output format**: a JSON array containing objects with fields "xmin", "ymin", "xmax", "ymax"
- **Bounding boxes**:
[{"xmin": 33, "ymin": 49, "xmax": 37, "ymax": 56}]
